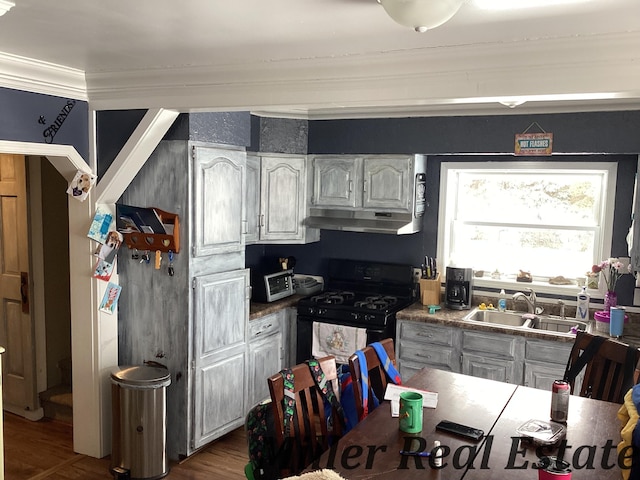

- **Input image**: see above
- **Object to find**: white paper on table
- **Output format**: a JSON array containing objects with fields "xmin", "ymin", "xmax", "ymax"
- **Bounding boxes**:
[{"xmin": 384, "ymin": 384, "xmax": 438, "ymax": 409}]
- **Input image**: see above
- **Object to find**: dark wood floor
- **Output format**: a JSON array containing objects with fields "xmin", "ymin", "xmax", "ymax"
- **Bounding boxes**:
[{"xmin": 3, "ymin": 412, "xmax": 249, "ymax": 479}]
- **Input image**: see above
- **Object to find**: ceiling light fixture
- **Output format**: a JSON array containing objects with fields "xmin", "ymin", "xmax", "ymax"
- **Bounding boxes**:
[
  {"xmin": 0, "ymin": 0, "xmax": 14, "ymax": 17},
  {"xmin": 379, "ymin": 0, "xmax": 465, "ymax": 33}
]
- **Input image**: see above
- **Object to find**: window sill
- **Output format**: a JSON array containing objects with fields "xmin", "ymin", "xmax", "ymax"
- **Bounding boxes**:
[{"xmin": 472, "ymin": 276, "xmax": 604, "ymax": 302}]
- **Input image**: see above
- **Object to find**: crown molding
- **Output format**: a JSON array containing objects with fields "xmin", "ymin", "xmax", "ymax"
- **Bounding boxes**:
[
  {"xmin": 2, "ymin": 31, "xmax": 640, "ymax": 118},
  {"xmin": 85, "ymin": 31, "xmax": 640, "ymax": 117},
  {"xmin": 0, "ymin": 52, "xmax": 87, "ymax": 100}
]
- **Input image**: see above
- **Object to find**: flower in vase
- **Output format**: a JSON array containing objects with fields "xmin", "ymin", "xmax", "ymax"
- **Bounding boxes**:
[{"xmin": 591, "ymin": 258, "xmax": 630, "ymax": 292}]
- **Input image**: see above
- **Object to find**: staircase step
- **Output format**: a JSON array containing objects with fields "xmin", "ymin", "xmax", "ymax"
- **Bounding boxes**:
[{"xmin": 40, "ymin": 385, "xmax": 73, "ymax": 424}]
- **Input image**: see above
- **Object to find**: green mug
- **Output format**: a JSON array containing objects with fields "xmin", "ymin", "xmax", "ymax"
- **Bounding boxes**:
[{"xmin": 399, "ymin": 391, "xmax": 423, "ymax": 433}]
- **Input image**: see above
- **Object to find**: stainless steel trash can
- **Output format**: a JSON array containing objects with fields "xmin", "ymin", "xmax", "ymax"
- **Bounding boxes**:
[{"xmin": 110, "ymin": 365, "xmax": 171, "ymax": 480}]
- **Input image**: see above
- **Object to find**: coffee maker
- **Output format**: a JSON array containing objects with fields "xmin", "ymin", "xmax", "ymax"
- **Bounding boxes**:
[{"xmin": 445, "ymin": 267, "xmax": 473, "ymax": 310}]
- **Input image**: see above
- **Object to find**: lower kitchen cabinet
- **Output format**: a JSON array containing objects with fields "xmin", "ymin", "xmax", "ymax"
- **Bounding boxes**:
[
  {"xmin": 248, "ymin": 311, "xmax": 285, "ymax": 409},
  {"xmin": 396, "ymin": 321, "xmax": 461, "ymax": 379},
  {"xmin": 460, "ymin": 330, "xmax": 524, "ymax": 384},
  {"xmin": 396, "ymin": 320, "xmax": 572, "ymax": 389},
  {"xmin": 192, "ymin": 269, "xmax": 251, "ymax": 452},
  {"xmin": 523, "ymin": 338, "xmax": 572, "ymax": 390}
]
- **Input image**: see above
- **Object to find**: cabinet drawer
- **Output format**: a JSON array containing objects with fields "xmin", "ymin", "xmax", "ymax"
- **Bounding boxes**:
[
  {"xmin": 249, "ymin": 315, "xmax": 281, "ymax": 339},
  {"xmin": 461, "ymin": 330, "xmax": 519, "ymax": 359},
  {"xmin": 525, "ymin": 339, "xmax": 571, "ymax": 365},
  {"xmin": 399, "ymin": 341, "xmax": 455, "ymax": 369},
  {"xmin": 398, "ymin": 321, "xmax": 455, "ymax": 347}
]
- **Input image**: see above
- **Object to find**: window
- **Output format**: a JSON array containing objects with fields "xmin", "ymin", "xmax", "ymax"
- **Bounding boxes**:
[{"xmin": 437, "ymin": 161, "xmax": 617, "ymax": 293}]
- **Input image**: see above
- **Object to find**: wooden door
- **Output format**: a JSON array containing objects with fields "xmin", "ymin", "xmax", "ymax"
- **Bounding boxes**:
[
  {"xmin": 259, "ymin": 155, "xmax": 305, "ymax": 242},
  {"xmin": 362, "ymin": 156, "xmax": 412, "ymax": 211},
  {"xmin": 311, "ymin": 156, "xmax": 360, "ymax": 208},
  {"xmin": 191, "ymin": 268, "xmax": 249, "ymax": 452},
  {"xmin": 0, "ymin": 154, "xmax": 36, "ymax": 415}
]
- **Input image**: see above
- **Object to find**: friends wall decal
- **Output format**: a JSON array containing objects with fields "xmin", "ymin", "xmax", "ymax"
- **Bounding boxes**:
[{"xmin": 38, "ymin": 99, "xmax": 77, "ymax": 143}]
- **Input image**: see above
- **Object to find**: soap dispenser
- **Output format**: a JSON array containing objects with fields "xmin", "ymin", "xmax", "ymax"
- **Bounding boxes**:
[
  {"xmin": 576, "ymin": 286, "xmax": 590, "ymax": 321},
  {"xmin": 498, "ymin": 289, "xmax": 507, "ymax": 312}
]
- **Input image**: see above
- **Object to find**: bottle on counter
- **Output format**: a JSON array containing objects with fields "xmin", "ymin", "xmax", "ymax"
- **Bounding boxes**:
[
  {"xmin": 498, "ymin": 289, "xmax": 507, "ymax": 312},
  {"xmin": 576, "ymin": 286, "xmax": 590, "ymax": 321}
]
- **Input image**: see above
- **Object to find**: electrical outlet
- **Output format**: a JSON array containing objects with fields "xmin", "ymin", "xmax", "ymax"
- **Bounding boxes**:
[{"xmin": 413, "ymin": 268, "xmax": 422, "ymax": 283}]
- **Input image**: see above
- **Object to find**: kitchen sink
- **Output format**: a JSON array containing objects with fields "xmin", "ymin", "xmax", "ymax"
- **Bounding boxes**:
[
  {"xmin": 462, "ymin": 308, "xmax": 589, "ymax": 335},
  {"xmin": 528, "ymin": 316, "xmax": 588, "ymax": 333},
  {"xmin": 462, "ymin": 308, "xmax": 533, "ymax": 328}
]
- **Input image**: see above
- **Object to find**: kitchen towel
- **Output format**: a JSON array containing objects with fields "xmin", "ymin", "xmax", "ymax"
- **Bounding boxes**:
[{"xmin": 312, "ymin": 322, "xmax": 367, "ymax": 364}]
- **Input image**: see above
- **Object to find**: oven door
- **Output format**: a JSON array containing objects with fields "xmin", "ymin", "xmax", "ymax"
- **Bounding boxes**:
[{"xmin": 295, "ymin": 315, "xmax": 393, "ymax": 364}]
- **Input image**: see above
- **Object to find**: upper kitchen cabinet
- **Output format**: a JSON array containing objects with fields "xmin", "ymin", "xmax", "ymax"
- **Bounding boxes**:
[
  {"xmin": 311, "ymin": 156, "xmax": 361, "ymax": 208},
  {"xmin": 193, "ymin": 145, "xmax": 246, "ymax": 256},
  {"xmin": 307, "ymin": 155, "xmax": 427, "ymax": 234},
  {"xmin": 245, "ymin": 153, "xmax": 319, "ymax": 244},
  {"xmin": 362, "ymin": 156, "xmax": 413, "ymax": 211},
  {"xmin": 311, "ymin": 155, "xmax": 422, "ymax": 213}
]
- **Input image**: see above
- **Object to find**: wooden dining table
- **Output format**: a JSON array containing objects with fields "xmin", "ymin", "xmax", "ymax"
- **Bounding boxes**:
[{"xmin": 306, "ymin": 367, "xmax": 625, "ymax": 479}]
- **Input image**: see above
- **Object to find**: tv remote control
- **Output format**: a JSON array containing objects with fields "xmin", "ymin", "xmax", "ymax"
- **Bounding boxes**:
[{"xmin": 436, "ymin": 420, "xmax": 484, "ymax": 441}]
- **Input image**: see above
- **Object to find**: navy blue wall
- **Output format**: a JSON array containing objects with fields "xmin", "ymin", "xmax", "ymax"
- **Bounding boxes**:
[
  {"xmin": 0, "ymin": 87, "xmax": 89, "ymax": 161},
  {"xmin": 274, "ymin": 112, "xmax": 639, "ymax": 305},
  {"xmin": 93, "ymin": 109, "xmax": 640, "ymax": 305}
]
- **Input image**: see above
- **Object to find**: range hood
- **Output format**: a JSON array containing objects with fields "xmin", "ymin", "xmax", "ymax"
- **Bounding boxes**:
[{"xmin": 306, "ymin": 207, "xmax": 423, "ymax": 235}]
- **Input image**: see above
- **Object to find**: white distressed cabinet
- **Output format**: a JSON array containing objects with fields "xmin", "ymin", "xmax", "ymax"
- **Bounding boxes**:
[
  {"xmin": 118, "ymin": 141, "xmax": 250, "ymax": 460},
  {"xmin": 247, "ymin": 311, "xmax": 285, "ymax": 409},
  {"xmin": 461, "ymin": 330, "xmax": 524, "ymax": 384},
  {"xmin": 245, "ymin": 153, "xmax": 319, "ymax": 244},
  {"xmin": 396, "ymin": 321, "xmax": 461, "ymax": 379},
  {"xmin": 311, "ymin": 155, "xmax": 416, "ymax": 212},
  {"xmin": 523, "ymin": 338, "xmax": 572, "ymax": 390},
  {"xmin": 396, "ymin": 319, "xmax": 572, "ymax": 389}
]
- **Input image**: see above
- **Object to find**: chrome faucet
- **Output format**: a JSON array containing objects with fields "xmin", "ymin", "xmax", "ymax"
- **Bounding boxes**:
[{"xmin": 512, "ymin": 288, "xmax": 537, "ymax": 314}]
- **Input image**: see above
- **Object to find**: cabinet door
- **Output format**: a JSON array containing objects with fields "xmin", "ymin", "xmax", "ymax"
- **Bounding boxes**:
[
  {"xmin": 244, "ymin": 154, "xmax": 261, "ymax": 245},
  {"xmin": 524, "ymin": 339, "xmax": 572, "ymax": 390},
  {"xmin": 248, "ymin": 322, "xmax": 283, "ymax": 409},
  {"xmin": 260, "ymin": 155, "xmax": 305, "ymax": 242},
  {"xmin": 311, "ymin": 156, "xmax": 360, "ymax": 208},
  {"xmin": 462, "ymin": 353, "xmax": 518, "ymax": 384},
  {"xmin": 192, "ymin": 269, "xmax": 250, "ymax": 451},
  {"xmin": 193, "ymin": 145, "xmax": 246, "ymax": 256},
  {"xmin": 362, "ymin": 156, "xmax": 412, "ymax": 211},
  {"xmin": 461, "ymin": 330, "xmax": 523, "ymax": 384},
  {"xmin": 523, "ymin": 361, "xmax": 567, "ymax": 390}
]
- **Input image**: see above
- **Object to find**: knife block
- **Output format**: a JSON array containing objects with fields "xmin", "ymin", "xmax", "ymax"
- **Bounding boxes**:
[{"xmin": 420, "ymin": 274, "xmax": 441, "ymax": 306}]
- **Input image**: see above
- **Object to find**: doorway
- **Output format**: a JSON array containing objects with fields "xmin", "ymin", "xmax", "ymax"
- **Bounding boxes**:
[
  {"xmin": 31, "ymin": 157, "xmax": 72, "ymax": 423},
  {"xmin": 1, "ymin": 155, "xmax": 72, "ymax": 423}
]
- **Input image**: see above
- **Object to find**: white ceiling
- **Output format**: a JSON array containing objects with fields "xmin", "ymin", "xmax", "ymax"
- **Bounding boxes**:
[{"xmin": 1, "ymin": 0, "xmax": 639, "ymax": 118}]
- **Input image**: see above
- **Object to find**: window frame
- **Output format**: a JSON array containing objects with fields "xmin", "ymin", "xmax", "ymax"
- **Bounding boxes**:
[{"xmin": 436, "ymin": 160, "xmax": 617, "ymax": 298}]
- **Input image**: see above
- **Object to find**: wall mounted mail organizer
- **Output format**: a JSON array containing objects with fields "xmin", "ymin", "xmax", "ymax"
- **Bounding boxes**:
[{"xmin": 116, "ymin": 204, "xmax": 180, "ymax": 253}]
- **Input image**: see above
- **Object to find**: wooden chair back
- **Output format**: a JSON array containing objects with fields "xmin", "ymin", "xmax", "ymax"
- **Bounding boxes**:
[
  {"xmin": 267, "ymin": 356, "xmax": 342, "ymax": 478},
  {"xmin": 348, "ymin": 337, "xmax": 397, "ymax": 421},
  {"xmin": 566, "ymin": 331, "xmax": 640, "ymax": 404}
]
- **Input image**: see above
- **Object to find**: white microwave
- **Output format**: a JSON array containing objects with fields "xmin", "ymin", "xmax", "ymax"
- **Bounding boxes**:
[{"xmin": 251, "ymin": 269, "xmax": 295, "ymax": 303}]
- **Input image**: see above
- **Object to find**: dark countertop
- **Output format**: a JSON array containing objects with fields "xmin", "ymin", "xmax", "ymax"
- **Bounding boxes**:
[
  {"xmin": 249, "ymin": 294, "xmax": 304, "ymax": 320},
  {"xmin": 397, "ymin": 301, "xmax": 640, "ymax": 347}
]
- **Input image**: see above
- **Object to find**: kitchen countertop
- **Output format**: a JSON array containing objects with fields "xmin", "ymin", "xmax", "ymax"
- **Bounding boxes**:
[
  {"xmin": 249, "ymin": 294, "xmax": 305, "ymax": 320},
  {"xmin": 397, "ymin": 301, "xmax": 640, "ymax": 348},
  {"xmin": 250, "ymin": 294, "xmax": 640, "ymax": 349}
]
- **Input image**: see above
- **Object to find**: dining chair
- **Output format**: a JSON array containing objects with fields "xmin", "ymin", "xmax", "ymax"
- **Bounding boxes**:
[
  {"xmin": 565, "ymin": 331, "xmax": 640, "ymax": 404},
  {"xmin": 348, "ymin": 337, "xmax": 398, "ymax": 421},
  {"xmin": 267, "ymin": 355, "xmax": 343, "ymax": 478}
]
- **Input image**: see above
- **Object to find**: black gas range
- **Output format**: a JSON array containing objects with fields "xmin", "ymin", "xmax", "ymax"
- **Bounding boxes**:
[{"xmin": 296, "ymin": 259, "xmax": 416, "ymax": 363}]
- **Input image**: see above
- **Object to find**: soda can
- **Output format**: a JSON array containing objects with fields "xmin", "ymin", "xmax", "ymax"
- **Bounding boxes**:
[{"xmin": 550, "ymin": 380, "xmax": 570, "ymax": 423}]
